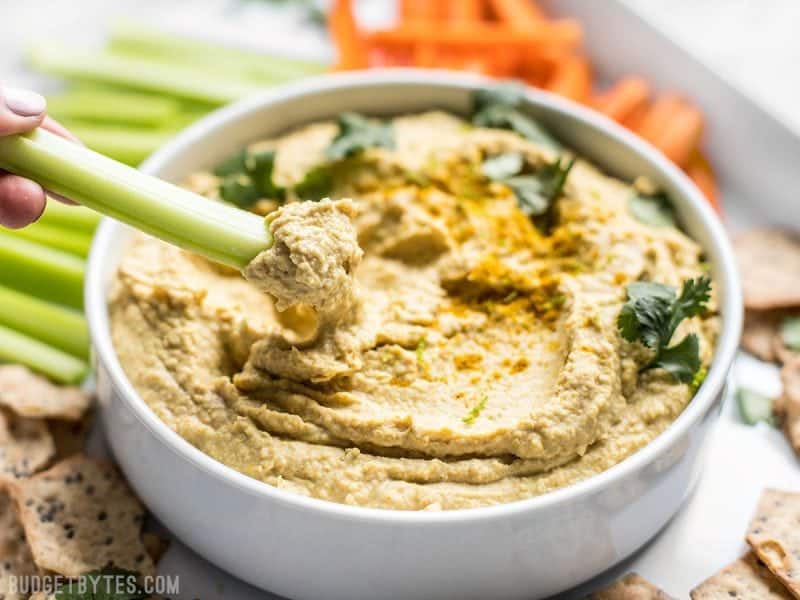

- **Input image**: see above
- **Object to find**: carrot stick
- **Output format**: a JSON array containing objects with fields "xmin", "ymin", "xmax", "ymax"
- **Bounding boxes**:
[
  {"xmin": 366, "ymin": 20, "xmax": 582, "ymax": 52},
  {"xmin": 654, "ymin": 103, "xmax": 704, "ymax": 168},
  {"xmin": 687, "ymin": 152, "xmax": 721, "ymax": 213},
  {"xmin": 635, "ymin": 93, "xmax": 683, "ymax": 143},
  {"xmin": 594, "ymin": 77, "xmax": 650, "ymax": 123},
  {"xmin": 545, "ymin": 55, "xmax": 592, "ymax": 103},
  {"xmin": 399, "ymin": 0, "xmax": 444, "ymax": 21},
  {"xmin": 447, "ymin": 0, "xmax": 485, "ymax": 21},
  {"xmin": 329, "ymin": 0, "xmax": 368, "ymax": 70},
  {"xmin": 489, "ymin": 0, "xmax": 547, "ymax": 27}
]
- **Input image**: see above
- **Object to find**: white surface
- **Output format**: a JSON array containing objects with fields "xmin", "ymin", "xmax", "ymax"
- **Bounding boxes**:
[{"xmin": 1, "ymin": 1, "xmax": 799, "ymax": 598}]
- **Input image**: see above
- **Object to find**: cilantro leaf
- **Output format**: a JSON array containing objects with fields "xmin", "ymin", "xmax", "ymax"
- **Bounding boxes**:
[
  {"xmin": 471, "ymin": 84, "xmax": 560, "ymax": 149},
  {"xmin": 481, "ymin": 152, "xmax": 524, "ymax": 181},
  {"xmin": 216, "ymin": 148, "xmax": 286, "ymax": 207},
  {"xmin": 326, "ymin": 112, "xmax": 394, "ymax": 160},
  {"xmin": 481, "ymin": 154, "xmax": 574, "ymax": 224},
  {"xmin": 628, "ymin": 191, "xmax": 676, "ymax": 228},
  {"xmin": 781, "ymin": 316, "xmax": 800, "ymax": 351},
  {"xmin": 645, "ymin": 333, "xmax": 701, "ymax": 383},
  {"xmin": 618, "ymin": 276, "xmax": 712, "ymax": 384},
  {"xmin": 294, "ymin": 164, "xmax": 333, "ymax": 201}
]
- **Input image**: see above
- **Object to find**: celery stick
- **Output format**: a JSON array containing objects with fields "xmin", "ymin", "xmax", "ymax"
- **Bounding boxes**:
[
  {"xmin": 39, "ymin": 200, "xmax": 101, "ymax": 233},
  {"xmin": 60, "ymin": 121, "xmax": 176, "ymax": 166},
  {"xmin": 29, "ymin": 43, "xmax": 264, "ymax": 105},
  {"xmin": 0, "ymin": 325, "xmax": 88, "ymax": 385},
  {"xmin": 0, "ymin": 232, "xmax": 85, "ymax": 309},
  {"xmin": 47, "ymin": 89, "xmax": 182, "ymax": 128},
  {"xmin": 0, "ymin": 129, "xmax": 271, "ymax": 270},
  {"xmin": 5, "ymin": 221, "xmax": 93, "ymax": 257},
  {"xmin": 109, "ymin": 20, "xmax": 327, "ymax": 82},
  {"xmin": 0, "ymin": 285, "xmax": 89, "ymax": 360}
]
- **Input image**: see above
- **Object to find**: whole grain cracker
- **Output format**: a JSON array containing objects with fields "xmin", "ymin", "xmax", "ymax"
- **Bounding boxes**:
[
  {"xmin": 0, "ymin": 409, "xmax": 55, "ymax": 481},
  {"xmin": 735, "ymin": 230, "xmax": 800, "ymax": 310},
  {"xmin": 0, "ymin": 365, "xmax": 92, "ymax": 421},
  {"xmin": 588, "ymin": 573, "xmax": 673, "ymax": 599},
  {"xmin": 0, "ymin": 492, "xmax": 38, "ymax": 600},
  {"xmin": 47, "ymin": 413, "xmax": 94, "ymax": 461},
  {"xmin": 781, "ymin": 364, "xmax": 800, "ymax": 455},
  {"xmin": 746, "ymin": 488, "xmax": 800, "ymax": 597},
  {"xmin": 691, "ymin": 552, "xmax": 792, "ymax": 599},
  {"xmin": 7, "ymin": 455, "xmax": 155, "ymax": 578}
]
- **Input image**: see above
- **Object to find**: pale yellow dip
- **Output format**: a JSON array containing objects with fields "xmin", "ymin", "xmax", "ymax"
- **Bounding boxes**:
[{"xmin": 110, "ymin": 112, "xmax": 718, "ymax": 510}]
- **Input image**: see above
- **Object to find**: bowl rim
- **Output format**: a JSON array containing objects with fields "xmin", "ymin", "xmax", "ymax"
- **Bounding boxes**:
[{"xmin": 85, "ymin": 69, "xmax": 743, "ymax": 524}]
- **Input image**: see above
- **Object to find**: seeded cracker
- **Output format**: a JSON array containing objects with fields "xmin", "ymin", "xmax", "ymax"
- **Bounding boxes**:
[
  {"xmin": 734, "ymin": 230, "xmax": 800, "ymax": 310},
  {"xmin": 691, "ymin": 553, "xmax": 792, "ymax": 599},
  {"xmin": 781, "ymin": 364, "xmax": 800, "ymax": 455},
  {"xmin": 0, "ymin": 408, "xmax": 55, "ymax": 481},
  {"xmin": 0, "ymin": 365, "xmax": 92, "ymax": 421},
  {"xmin": 745, "ymin": 489, "xmax": 800, "ymax": 598},
  {"xmin": 588, "ymin": 573, "xmax": 674, "ymax": 599},
  {"xmin": 0, "ymin": 492, "xmax": 38, "ymax": 600},
  {"xmin": 7, "ymin": 455, "xmax": 155, "ymax": 577}
]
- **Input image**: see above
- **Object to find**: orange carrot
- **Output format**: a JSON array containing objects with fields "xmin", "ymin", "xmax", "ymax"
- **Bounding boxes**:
[
  {"xmin": 654, "ymin": 103, "xmax": 704, "ymax": 168},
  {"xmin": 447, "ymin": 0, "xmax": 485, "ymax": 22},
  {"xmin": 489, "ymin": 0, "xmax": 547, "ymax": 28},
  {"xmin": 635, "ymin": 94, "xmax": 683, "ymax": 143},
  {"xmin": 545, "ymin": 55, "xmax": 592, "ymax": 103},
  {"xmin": 594, "ymin": 77, "xmax": 650, "ymax": 123},
  {"xmin": 366, "ymin": 20, "xmax": 582, "ymax": 52},
  {"xmin": 399, "ymin": 0, "xmax": 445, "ymax": 22},
  {"xmin": 329, "ymin": 0, "xmax": 368, "ymax": 70},
  {"xmin": 687, "ymin": 152, "xmax": 721, "ymax": 213}
]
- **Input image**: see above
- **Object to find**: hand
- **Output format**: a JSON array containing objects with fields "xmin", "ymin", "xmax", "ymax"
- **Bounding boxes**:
[{"xmin": 0, "ymin": 86, "xmax": 78, "ymax": 228}]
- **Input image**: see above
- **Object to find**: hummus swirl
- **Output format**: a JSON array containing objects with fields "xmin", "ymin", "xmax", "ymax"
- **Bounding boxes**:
[{"xmin": 110, "ymin": 111, "xmax": 719, "ymax": 510}]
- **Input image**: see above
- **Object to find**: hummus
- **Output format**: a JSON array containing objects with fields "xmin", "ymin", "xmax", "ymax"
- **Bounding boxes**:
[{"xmin": 110, "ymin": 111, "xmax": 719, "ymax": 510}]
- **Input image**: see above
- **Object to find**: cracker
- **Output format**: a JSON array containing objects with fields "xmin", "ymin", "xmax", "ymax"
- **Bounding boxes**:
[
  {"xmin": 735, "ymin": 229, "xmax": 800, "ymax": 310},
  {"xmin": 0, "ymin": 365, "xmax": 92, "ymax": 421},
  {"xmin": 0, "ymin": 492, "xmax": 38, "ymax": 600},
  {"xmin": 782, "ymin": 364, "xmax": 800, "ymax": 455},
  {"xmin": 691, "ymin": 553, "xmax": 792, "ymax": 599},
  {"xmin": 742, "ymin": 310, "xmax": 784, "ymax": 363},
  {"xmin": 588, "ymin": 573, "xmax": 673, "ymax": 599},
  {"xmin": 47, "ymin": 412, "xmax": 94, "ymax": 461},
  {"xmin": 142, "ymin": 531, "xmax": 170, "ymax": 565},
  {"xmin": 7, "ymin": 455, "xmax": 155, "ymax": 578},
  {"xmin": 0, "ymin": 409, "xmax": 55, "ymax": 481},
  {"xmin": 746, "ymin": 488, "xmax": 800, "ymax": 597}
]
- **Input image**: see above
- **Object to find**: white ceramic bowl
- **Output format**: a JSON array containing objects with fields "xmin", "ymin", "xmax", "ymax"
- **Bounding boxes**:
[{"xmin": 86, "ymin": 71, "xmax": 742, "ymax": 600}]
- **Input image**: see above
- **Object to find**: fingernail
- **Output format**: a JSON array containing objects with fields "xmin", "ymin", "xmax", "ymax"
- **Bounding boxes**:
[{"xmin": 3, "ymin": 87, "xmax": 46, "ymax": 117}]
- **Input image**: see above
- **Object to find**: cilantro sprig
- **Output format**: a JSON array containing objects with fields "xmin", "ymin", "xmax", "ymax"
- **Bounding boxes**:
[
  {"xmin": 471, "ymin": 84, "xmax": 560, "ymax": 150},
  {"xmin": 481, "ymin": 152, "xmax": 574, "ymax": 229},
  {"xmin": 618, "ymin": 276, "xmax": 711, "ymax": 383},
  {"xmin": 628, "ymin": 190, "xmax": 676, "ymax": 228},
  {"xmin": 326, "ymin": 112, "xmax": 394, "ymax": 160}
]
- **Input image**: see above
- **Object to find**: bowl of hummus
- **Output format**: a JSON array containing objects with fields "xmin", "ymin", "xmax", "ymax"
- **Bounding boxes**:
[{"xmin": 86, "ymin": 71, "xmax": 742, "ymax": 599}]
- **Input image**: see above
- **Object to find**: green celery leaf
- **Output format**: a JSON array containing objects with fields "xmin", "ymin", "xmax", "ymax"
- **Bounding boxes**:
[
  {"xmin": 471, "ymin": 84, "xmax": 560, "ymax": 149},
  {"xmin": 646, "ymin": 333, "xmax": 701, "ymax": 383}
]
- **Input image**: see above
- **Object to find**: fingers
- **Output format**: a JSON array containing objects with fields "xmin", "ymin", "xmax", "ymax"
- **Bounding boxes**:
[
  {"xmin": 0, "ymin": 172, "xmax": 47, "ymax": 228},
  {"xmin": 0, "ymin": 87, "xmax": 46, "ymax": 136},
  {"xmin": 41, "ymin": 115, "xmax": 82, "ymax": 144}
]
